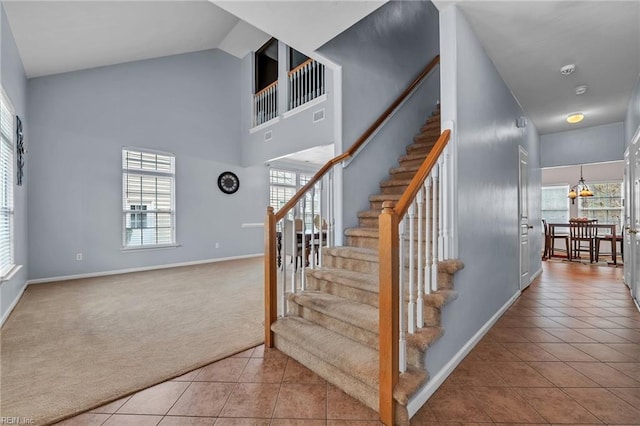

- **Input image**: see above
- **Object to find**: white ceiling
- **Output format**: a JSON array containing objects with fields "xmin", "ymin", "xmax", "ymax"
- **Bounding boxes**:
[
  {"xmin": 5, "ymin": 1, "xmax": 638, "ymax": 138},
  {"xmin": 434, "ymin": 1, "xmax": 640, "ymax": 135},
  {"xmin": 269, "ymin": 144, "xmax": 335, "ymax": 168}
]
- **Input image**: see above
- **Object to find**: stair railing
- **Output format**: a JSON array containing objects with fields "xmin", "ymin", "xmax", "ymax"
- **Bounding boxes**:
[
  {"xmin": 254, "ymin": 81, "xmax": 278, "ymax": 126},
  {"xmin": 265, "ymin": 55, "xmax": 441, "ymax": 348},
  {"xmin": 378, "ymin": 129, "xmax": 453, "ymax": 424},
  {"xmin": 288, "ymin": 58, "xmax": 325, "ymax": 110}
]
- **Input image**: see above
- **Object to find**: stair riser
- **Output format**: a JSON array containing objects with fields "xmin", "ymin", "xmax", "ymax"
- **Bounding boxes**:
[
  {"xmin": 274, "ymin": 335, "xmax": 379, "ymax": 411},
  {"xmin": 359, "ymin": 217, "xmax": 379, "ymax": 228},
  {"xmin": 322, "ymin": 255, "xmax": 379, "ymax": 276},
  {"xmin": 305, "ymin": 275, "xmax": 379, "ymax": 307},
  {"xmin": 291, "ymin": 302, "xmax": 378, "ymax": 349},
  {"xmin": 399, "ymin": 157, "xmax": 427, "ymax": 168},
  {"xmin": 381, "ymin": 185, "xmax": 409, "ymax": 195},
  {"xmin": 346, "ymin": 235, "xmax": 379, "ymax": 250},
  {"xmin": 390, "ymin": 170, "xmax": 418, "ymax": 180},
  {"xmin": 414, "ymin": 131, "xmax": 440, "ymax": 143},
  {"xmin": 407, "ymin": 144, "xmax": 436, "ymax": 155}
]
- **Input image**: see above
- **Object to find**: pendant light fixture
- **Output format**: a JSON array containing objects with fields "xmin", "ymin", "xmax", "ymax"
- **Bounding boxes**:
[{"xmin": 568, "ymin": 165, "xmax": 593, "ymax": 204}]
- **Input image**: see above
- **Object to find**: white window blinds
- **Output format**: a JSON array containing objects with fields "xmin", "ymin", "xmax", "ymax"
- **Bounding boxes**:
[
  {"xmin": 0, "ymin": 89, "xmax": 15, "ymax": 277},
  {"xmin": 122, "ymin": 148, "xmax": 175, "ymax": 248}
]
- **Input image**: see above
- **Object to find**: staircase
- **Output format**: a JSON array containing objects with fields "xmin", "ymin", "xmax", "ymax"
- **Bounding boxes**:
[{"xmin": 270, "ymin": 109, "xmax": 464, "ymax": 424}]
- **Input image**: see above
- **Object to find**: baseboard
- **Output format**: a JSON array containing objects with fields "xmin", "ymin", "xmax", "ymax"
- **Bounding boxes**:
[
  {"xmin": 27, "ymin": 253, "xmax": 263, "ymax": 285},
  {"xmin": 634, "ymin": 295, "xmax": 640, "ymax": 313},
  {"xmin": 1, "ymin": 280, "xmax": 28, "ymax": 327},
  {"xmin": 530, "ymin": 266, "xmax": 543, "ymax": 283},
  {"xmin": 406, "ymin": 289, "xmax": 521, "ymax": 417}
]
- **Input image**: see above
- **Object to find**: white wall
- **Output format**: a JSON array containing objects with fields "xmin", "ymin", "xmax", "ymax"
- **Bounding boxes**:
[
  {"xmin": 431, "ymin": 3, "xmax": 542, "ymax": 374},
  {"xmin": 27, "ymin": 49, "xmax": 267, "ymax": 280},
  {"xmin": 1, "ymin": 4, "xmax": 29, "ymax": 321},
  {"xmin": 541, "ymin": 122, "xmax": 625, "ymax": 168}
]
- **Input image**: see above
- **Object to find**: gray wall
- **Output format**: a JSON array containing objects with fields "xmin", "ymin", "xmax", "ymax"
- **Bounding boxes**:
[
  {"xmin": 626, "ymin": 74, "xmax": 640, "ymax": 146},
  {"xmin": 240, "ymin": 47, "xmax": 335, "ymax": 167},
  {"xmin": 430, "ymin": 4, "xmax": 541, "ymax": 374},
  {"xmin": 541, "ymin": 122, "xmax": 625, "ymax": 168},
  {"xmin": 1, "ymin": 4, "xmax": 28, "ymax": 320},
  {"xmin": 318, "ymin": 0, "xmax": 441, "ymax": 229},
  {"xmin": 27, "ymin": 49, "xmax": 266, "ymax": 280}
]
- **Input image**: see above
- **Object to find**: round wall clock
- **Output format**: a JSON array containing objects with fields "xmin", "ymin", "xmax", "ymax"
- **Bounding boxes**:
[{"xmin": 217, "ymin": 171, "xmax": 240, "ymax": 194}]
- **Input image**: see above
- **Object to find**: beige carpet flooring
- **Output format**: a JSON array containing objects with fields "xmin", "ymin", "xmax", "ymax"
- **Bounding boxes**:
[{"xmin": 0, "ymin": 256, "xmax": 264, "ymax": 425}]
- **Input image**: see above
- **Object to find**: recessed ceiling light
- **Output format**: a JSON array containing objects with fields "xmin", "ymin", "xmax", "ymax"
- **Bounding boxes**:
[
  {"xmin": 560, "ymin": 64, "xmax": 576, "ymax": 75},
  {"xmin": 566, "ymin": 113, "xmax": 584, "ymax": 124}
]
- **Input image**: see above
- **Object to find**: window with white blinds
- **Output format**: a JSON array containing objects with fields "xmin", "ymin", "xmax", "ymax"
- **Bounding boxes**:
[
  {"xmin": 0, "ymin": 88, "xmax": 15, "ymax": 278},
  {"xmin": 122, "ymin": 148, "xmax": 175, "ymax": 248}
]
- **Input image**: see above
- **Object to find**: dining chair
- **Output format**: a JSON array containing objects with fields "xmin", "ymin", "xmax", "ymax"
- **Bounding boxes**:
[
  {"xmin": 312, "ymin": 215, "xmax": 328, "ymax": 264},
  {"xmin": 569, "ymin": 220, "xmax": 596, "ymax": 262},
  {"xmin": 548, "ymin": 222, "xmax": 571, "ymax": 260},
  {"xmin": 595, "ymin": 227, "xmax": 623, "ymax": 264},
  {"xmin": 282, "ymin": 219, "xmax": 303, "ymax": 270}
]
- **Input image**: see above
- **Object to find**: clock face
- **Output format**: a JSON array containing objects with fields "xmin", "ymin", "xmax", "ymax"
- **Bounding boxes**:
[{"xmin": 218, "ymin": 172, "xmax": 239, "ymax": 194}]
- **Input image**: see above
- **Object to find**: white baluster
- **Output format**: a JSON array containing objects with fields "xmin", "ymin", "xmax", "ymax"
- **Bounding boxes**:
[
  {"xmin": 424, "ymin": 177, "xmax": 432, "ymax": 295},
  {"xmin": 317, "ymin": 179, "xmax": 323, "ymax": 266},
  {"xmin": 399, "ymin": 216, "xmax": 407, "ymax": 373},
  {"xmin": 416, "ymin": 188, "xmax": 424, "ymax": 328},
  {"xmin": 438, "ymin": 157, "xmax": 445, "ymax": 261},
  {"xmin": 282, "ymin": 218, "xmax": 288, "ymax": 315},
  {"xmin": 431, "ymin": 165, "xmax": 439, "ymax": 291},
  {"xmin": 328, "ymin": 169, "xmax": 334, "ymax": 247},
  {"xmin": 300, "ymin": 199, "xmax": 307, "ymax": 291},
  {"xmin": 310, "ymin": 186, "xmax": 316, "ymax": 269},
  {"xmin": 290, "ymin": 215, "xmax": 297, "ymax": 297},
  {"xmin": 440, "ymin": 147, "xmax": 449, "ymax": 259},
  {"xmin": 408, "ymin": 202, "xmax": 416, "ymax": 335}
]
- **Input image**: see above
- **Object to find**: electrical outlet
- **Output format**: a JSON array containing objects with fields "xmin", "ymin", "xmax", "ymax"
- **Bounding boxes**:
[
  {"xmin": 76, "ymin": 253, "xmax": 83, "ymax": 261},
  {"xmin": 215, "ymin": 242, "xmax": 220, "ymax": 249}
]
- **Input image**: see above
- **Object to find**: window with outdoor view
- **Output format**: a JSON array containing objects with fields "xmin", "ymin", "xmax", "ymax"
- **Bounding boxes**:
[
  {"xmin": 122, "ymin": 149, "xmax": 175, "ymax": 248},
  {"xmin": 541, "ymin": 185, "xmax": 569, "ymax": 223},
  {"xmin": 578, "ymin": 181, "xmax": 623, "ymax": 228},
  {"xmin": 0, "ymin": 88, "xmax": 15, "ymax": 277}
]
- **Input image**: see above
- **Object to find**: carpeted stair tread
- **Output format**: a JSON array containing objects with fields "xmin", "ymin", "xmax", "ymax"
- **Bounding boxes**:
[
  {"xmin": 272, "ymin": 316, "xmax": 379, "ymax": 387},
  {"xmin": 380, "ymin": 178, "xmax": 413, "ymax": 188},
  {"xmin": 290, "ymin": 291, "xmax": 378, "ymax": 331},
  {"xmin": 345, "ymin": 227, "xmax": 379, "ymax": 238},
  {"xmin": 424, "ymin": 289, "xmax": 458, "ymax": 307},
  {"xmin": 399, "ymin": 152, "xmax": 429, "ymax": 163},
  {"xmin": 306, "ymin": 268, "xmax": 378, "ymax": 294},
  {"xmin": 439, "ymin": 259, "xmax": 465, "ymax": 274},
  {"xmin": 369, "ymin": 193, "xmax": 402, "ymax": 203},
  {"xmin": 323, "ymin": 246, "xmax": 378, "ymax": 263},
  {"xmin": 407, "ymin": 142, "xmax": 436, "ymax": 154},
  {"xmin": 389, "ymin": 164, "xmax": 420, "ymax": 175},
  {"xmin": 406, "ymin": 326, "xmax": 444, "ymax": 352}
]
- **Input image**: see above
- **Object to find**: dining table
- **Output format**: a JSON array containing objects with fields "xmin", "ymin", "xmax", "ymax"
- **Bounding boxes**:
[{"xmin": 547, "ymin": 222, "xmax": 619, "ymax": 265}]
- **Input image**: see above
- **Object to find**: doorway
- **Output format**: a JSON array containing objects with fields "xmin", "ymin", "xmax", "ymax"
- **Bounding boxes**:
[{"xmin": 519, "ymin": 147, "xmax": 530, "ymax": 290}]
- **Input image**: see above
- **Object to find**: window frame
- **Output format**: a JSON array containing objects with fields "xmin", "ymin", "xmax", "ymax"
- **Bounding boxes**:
[
  {"xmin": 578, "ymin": 180, "xmax": 623, "ymax": 228},
  {"xmin": 121, "ymin": 147, "xmax": 177, "ymax": 250},
  {"xmin": 541, "ymin": 185, "xmax": 570, "ymax": 224},
  {"xmin": 0, "ymin": 87, "xmax": 16, "ymax": 280}
]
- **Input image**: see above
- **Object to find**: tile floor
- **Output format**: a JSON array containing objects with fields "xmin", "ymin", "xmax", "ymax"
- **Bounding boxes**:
[{"xmin": 57, "ymin": 261, "xmax": 640, "ymax": 425}]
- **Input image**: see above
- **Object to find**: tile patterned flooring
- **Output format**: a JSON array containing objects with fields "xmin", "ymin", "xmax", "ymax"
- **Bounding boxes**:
[{"xmin": 57, "ymin": 261, "xmax": 640, "ymax": 425}]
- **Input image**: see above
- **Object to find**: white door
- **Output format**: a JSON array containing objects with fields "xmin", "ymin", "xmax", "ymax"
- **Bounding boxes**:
[
  {"xmin": 519, "ymin": 147, "xmax": 531, "ymax": 290},
  {"xmin": 623, "ymin": 148, "xmax": 633, "ymax": 289},
  {"xmin": 632, "ymin": 133, "xmax": 640, "ymax": 305}
]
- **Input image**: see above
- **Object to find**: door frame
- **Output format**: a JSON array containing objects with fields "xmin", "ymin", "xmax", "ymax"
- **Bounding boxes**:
[{"xmin": 518, "ymin": 146, "xmax": 530, "ymax": 290}]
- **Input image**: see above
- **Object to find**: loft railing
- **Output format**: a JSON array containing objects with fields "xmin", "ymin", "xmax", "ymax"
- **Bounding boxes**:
[
  {"xmin": 378, "ymin": 129, "xmax": 454, "ymax": 424},
  {"xmin": 264, "ymin": 55, "xmax": 445, "ymax": 426},
  {"xmin": 254, "ymin": 81, "xmax": 278, "ymax": 126},
  {"xmin": 288, "ymin": 58, "xmax": 325, "ymax": 110}
]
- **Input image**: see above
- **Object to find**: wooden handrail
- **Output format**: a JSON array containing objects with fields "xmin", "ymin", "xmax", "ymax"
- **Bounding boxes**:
[
  {"xmin": 394, "ymin": 129, "xmax": 451, "ymax": 217},
  {"xmin": 255, "ymin": 80, "xmax": 278, "ymax": 97},
  {"xmin": 288, "ymin": 58, "xmax": 315, "ymax": 77},
  {"xmin": 273, "ymin": 54, "xmax": 440, "ymax": 222}
]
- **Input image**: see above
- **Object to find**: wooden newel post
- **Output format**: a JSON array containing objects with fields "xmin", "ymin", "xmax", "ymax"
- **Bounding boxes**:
[
  {"xmin": 379, "ymin": 201, "xmax": 399, "ymax": 425},
  {"xmin": 265, "ymin": 206, "xmax": 277, "ymax": 347}
]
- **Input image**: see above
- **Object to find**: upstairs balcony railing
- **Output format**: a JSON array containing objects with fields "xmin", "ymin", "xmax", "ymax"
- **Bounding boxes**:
[
  {"xmin": 288, "ymin": 59, "xmax": 325, "ymax": 110},
  {"xmin": 254, "ymin": 81, "xmax": 278, "ymax": 127}
]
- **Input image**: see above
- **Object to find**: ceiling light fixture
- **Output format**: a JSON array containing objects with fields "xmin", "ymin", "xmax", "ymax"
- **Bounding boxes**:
[
  {"xmin": 575, "ymin": 85, "xmax": 588, "ymax": 95},
  {"xmin": 566, "ymin": 113, "xmax": 584, "ymax": 124},
  {"xmin": 560, "ymin": 64, "xmax": 576, "ymax": 75},
  {"xmin": 567, "ymin": 165, "xmax": 593, "ymax": 204}
]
